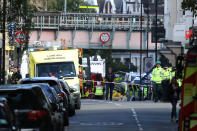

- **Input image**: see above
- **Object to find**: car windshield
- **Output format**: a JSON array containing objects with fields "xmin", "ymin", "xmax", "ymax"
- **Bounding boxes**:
[{"xmin": 36, "ymin": 62, "xmax": 76, "ymax": 78}]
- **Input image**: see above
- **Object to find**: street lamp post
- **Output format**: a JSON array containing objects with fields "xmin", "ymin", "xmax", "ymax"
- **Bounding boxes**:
[
  {"xmin": 140, "ymin": 1, "xmax": 143, "ymax": 100},
  {"xmin": 155, "ymin": 0, "xmax": 158, "ymax": 62},
  {"xmin": 147, "ymin": 0, "xmax": 149, "ymax": 58},
  {"xmin": 2, "ymin": 0, "xmax": 6, "ymax": 84},
  {"xmin": 64, "ymin": 0, "xmax": 67, "ymax": 14}
]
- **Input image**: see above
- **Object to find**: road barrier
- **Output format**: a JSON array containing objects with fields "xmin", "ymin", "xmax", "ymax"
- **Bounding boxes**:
[{"xmin": 80, "ymin": 79, "xmax": 152, "ymax": 101}]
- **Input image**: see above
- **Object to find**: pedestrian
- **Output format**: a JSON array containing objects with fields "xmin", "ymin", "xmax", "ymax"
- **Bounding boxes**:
[
  {"xmin": 10, "ymin": 67, "xmax": 22, "ymax": 84},
  {"xmin": 151, "ymin": 61, "xmax": 164, "ymax": 102},
  {"xmin": 105, "ymin": 67, "xmax": 115, "ymax": 101},
  {"xmin": 169, "ymin": 77, "xmax": 181, "ymax": 123}
]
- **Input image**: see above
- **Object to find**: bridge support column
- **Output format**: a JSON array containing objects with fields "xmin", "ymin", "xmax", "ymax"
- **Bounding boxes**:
[
  {"xmin": 71, "ymin": 31, "xmax": 76, "ymax": 47},
  {"xmin": 54, "ymin": 30, "xmax": 59, "ymax": 41},
  {"xmin": 37, "ymin": 30, "xmax": 41, "ymax": 41},
  {"xmin": 88, "ymin": 31, "xmax": 93, "ymax": 48},
  {"xmin": 127, "ymin": 31, "xmax": 131, "ymax": 49}
]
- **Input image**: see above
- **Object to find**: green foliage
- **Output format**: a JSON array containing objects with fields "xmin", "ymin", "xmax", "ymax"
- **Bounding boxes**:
[
  {"xmin": 83, "ymin": 49, "xmax": 137, "ymax": 73},
  {"xmin": 111, "ymin": 60, "xmax": 137, "ymax": 72},
  {"xmin": 182, "ymin": 0, "xmax": 197, "ymax": 16},
  {"xmin": 6, "ymin": 0, "xmax": 36, "ymax": 65},
  {"xmin": 47, "ymin": 0, "xmax": 90, "ymax": 12}
]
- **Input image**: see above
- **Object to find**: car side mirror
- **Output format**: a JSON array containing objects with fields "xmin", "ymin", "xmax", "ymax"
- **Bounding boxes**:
[
  {"xmin": 69, "ymin": 88, "xmax": 76, "ymax": 93},
  {"xmin": 78, "ymin": 74, "xmax": 82, "ymax": 78},
  {"xmin": 79, "ymin": 57, "xmax": 82, "ymax": 65}
]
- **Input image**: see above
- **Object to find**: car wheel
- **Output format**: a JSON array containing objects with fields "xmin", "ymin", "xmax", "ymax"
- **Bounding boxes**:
[
  {"xmin": 75, "ymin": 100, "xmax": 81, "ymax": 110},
  {"xmin": 64, "ymin": 111, "xmax": 69, "ymax": 126},
  {"xmin": 69, "ymin": 103, "xmax": 76, "ymax": 116},
  {"xmin": 57, "ymin": 119, "xmax": 64, "ymax": 131},
  {"xmin": 69, "ymin": 108, "xmax": 76, "ymax": 116}
]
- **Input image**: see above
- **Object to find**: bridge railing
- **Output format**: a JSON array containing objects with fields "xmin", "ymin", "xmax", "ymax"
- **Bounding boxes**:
[{"xmin": 19, "ymin": 12, "xmax": 163, "ymax": 31}]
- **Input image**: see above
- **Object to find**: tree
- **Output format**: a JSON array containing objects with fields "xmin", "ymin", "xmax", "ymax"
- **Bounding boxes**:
[
  {"xmin": 7, "ymin": 0, "xmax": 36, "ymax": 65},
  {"xmin": 83, "ymin": 49, "xmax": 137, "ymax": 73},
  {"xmin": 47, "ymin": 0, "xmax": 89, "ymax": 12},
  {"xmin": 182, "ymin": 0, "xmax": 197, "ymax": 16}
]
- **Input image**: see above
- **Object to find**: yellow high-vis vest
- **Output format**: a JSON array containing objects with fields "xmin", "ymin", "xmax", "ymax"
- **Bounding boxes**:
[{"xmin": 151, "ymin": 67, "xmax": 164, "ymax": 84}]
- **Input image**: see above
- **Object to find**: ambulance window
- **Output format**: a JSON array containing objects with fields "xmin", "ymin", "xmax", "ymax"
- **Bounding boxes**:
[{"xmin": 36, "ymin": 62, "xmax": 76, "ymax": 78}]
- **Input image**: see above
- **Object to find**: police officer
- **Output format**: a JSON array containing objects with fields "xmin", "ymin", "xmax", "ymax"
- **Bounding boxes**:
[
  {"xmin": 10, "ymin": 67, "xmax": 22, "ymax": 84},
  {"xmin": 151, "ymin": 61, "xmax": 164, "ymax": 102},
  {"xmin": 105, "ymin": 67, "xmax": 115, "ymax": 101},
  {"xmin": 162, "ymin": 66, "xmax": 171, "ymax": 101}
]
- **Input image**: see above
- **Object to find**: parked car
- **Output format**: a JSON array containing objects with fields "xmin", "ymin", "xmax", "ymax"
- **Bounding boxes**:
[
  {"xmin": 61, "ymin": 80, "xmax": 81, "ymax": 110},
  {"xmin": 0, "ymin": 84, "xmax": 64, "ymax": 131},
  {"xmin": 19, "ymin": 77, "xmax": 69, "ymax": 126},
  {"xmin": 0, "ymin": 98, "xmax": 18, "ymax": 131},
  {"xmin": 59, "ymin": 80, "xmax": 76, "ymax": 116},
  {"xmin": 31, "ymin": 83, "xmax": 65, "ymax": 110}
]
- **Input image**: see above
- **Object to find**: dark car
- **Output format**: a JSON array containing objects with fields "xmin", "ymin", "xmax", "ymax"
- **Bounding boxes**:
[
  {"xmin": 0, "ymin": 84, "xmax": 64, "ymax": 131},
  {"xmin": 60, "ymin": 80, "xmax": 81, "ymax": 110},
  {"xmin": 59, "ymin": 80, "xmax": 76, "ymax": 116},
  {"xmin": 19, "ymin": 77, "xmax": 69, "ymax": 126},
  {"xmin": 0, "ymin": 98, "xmax": 18, "ymax": 131},
  {"xmin": 32, "ymin": 83, "xmax": 63, "ymax": 106}
]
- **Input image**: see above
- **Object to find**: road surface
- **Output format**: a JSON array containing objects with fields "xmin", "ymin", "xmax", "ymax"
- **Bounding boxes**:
[{"xmin": 66, "ymin": 99, "xmax": 179, "ymax": 131}]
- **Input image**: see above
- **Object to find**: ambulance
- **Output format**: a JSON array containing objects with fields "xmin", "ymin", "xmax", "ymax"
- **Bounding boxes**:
[{"xmin": 21, "ymin": 46, "xmax": 83, "ymax": 95}]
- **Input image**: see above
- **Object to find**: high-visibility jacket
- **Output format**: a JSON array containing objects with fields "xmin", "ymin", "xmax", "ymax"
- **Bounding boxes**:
[
  {"xmin": 95, "ymin": 86, "xmax": 104, "ymax": 96},
  {"xmin": 177, "ymin": 79, "xmax": 182, "ymax": 87},
  {"xmin": 162, "ymin": 70, "xmax": 170, "ymax": 80},
  {"xmin": 151, "ymin": 66, "xmax": 164, "ymax": 84},
  {"xmin": 169, "ymin": 71, "xmax": 175, "ymax": 80}
]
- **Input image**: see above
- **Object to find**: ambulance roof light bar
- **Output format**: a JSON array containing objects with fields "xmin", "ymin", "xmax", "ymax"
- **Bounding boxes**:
[{"xmin": 28, "ymin": 44, "xmax": 76, "ymax": 52}]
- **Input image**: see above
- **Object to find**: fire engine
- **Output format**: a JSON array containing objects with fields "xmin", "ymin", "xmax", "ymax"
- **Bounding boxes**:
[{"xmin": 179, "ymin": 26, "xmax": 197, "ymax": 131}]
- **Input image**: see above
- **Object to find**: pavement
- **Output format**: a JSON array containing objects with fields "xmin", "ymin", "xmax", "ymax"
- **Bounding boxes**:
[{"xmin": 65, "ymin": 99, "xmax": 179, "ymax": 131}]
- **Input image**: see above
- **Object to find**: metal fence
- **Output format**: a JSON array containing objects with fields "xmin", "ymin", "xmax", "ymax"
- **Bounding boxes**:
[{"xmin": 18, "ymin": 12, "xmax": 163, "ymax": 31}]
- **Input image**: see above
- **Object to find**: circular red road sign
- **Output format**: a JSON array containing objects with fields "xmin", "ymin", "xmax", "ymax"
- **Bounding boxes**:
[
  {"xmin": 15, "ymin": 30, "xmax": 27, "ymax": 44},
  {"xmin": 100, "ymin": 33, "xmax": 110, "ymax": 43}
]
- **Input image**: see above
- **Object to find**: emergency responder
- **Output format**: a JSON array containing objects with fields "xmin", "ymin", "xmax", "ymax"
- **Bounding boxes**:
[
  {"xmin": 151, "ymin": 61, "xmax": 164, "ymax": 102},
  {"xmin": 105, "ymin": 67, "xmax": 115, "ymax": 101},
  {"xmin": 10, "ymin": 67, "xmax": 22, "ymax": 84},
  {"xmin": 170, "ymin": 67, "xmax": 176, "ymax": 81},
  {"xmin": 162, "ymin": 66, "xmax": 171, "ymax": 101}
]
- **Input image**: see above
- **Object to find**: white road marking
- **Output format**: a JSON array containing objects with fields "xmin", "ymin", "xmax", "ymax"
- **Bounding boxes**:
[
  {"xmin": 79, "ymin": 122, "xmax": 124, "ymax": 126},
  {"xmin": 114, "ymin": 103, "xmax": 121, "ymax": 106},
  {"xmin": 131, "ymin": 108, "xmax": 144, "ymax": 131}
]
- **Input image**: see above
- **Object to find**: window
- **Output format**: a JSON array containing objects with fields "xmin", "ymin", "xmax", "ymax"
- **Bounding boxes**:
[{"xmin": 36, "ymin": 62, "xmax": 76, "ymax": 78}]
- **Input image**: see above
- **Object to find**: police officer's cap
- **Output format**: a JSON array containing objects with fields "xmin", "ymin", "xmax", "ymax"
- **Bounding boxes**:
[{"xmin": 156, "ymin": 61, "xmax": 161, "ymax": 64}]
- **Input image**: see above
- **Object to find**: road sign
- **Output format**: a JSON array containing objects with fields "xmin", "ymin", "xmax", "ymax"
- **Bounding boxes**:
[
  {"xmin": 144, "ymin": 57, "xmax": 154, "ymax": 72},
  {"xmin": 15, "ymin": 30, "xmax": 27, "ymax": 44},
  {"xmin": 100, "ymin": 33, "xmax": 110, "ymax": 43},
  {"xmin": 5, "ymin": 46, "xmax": 15, "ymax": 50}
]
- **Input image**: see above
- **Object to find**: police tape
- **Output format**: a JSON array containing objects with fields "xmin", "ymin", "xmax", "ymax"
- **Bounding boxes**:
[{"xmin": 80, "ymin": 79, "xmax": 152, "ymax": 87}]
